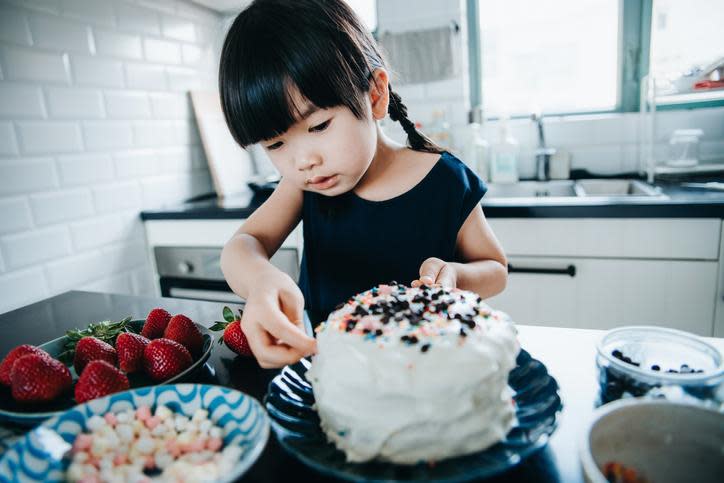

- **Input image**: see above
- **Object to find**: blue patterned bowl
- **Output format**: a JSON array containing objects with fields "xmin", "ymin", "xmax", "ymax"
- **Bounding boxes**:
[
  {"xmin": 0, "ymin": 320, "xmax": 215, "ymax": 426},
  {"xmin": 0, "ymin": 384, "xmax": 269, "ymax": 483}
]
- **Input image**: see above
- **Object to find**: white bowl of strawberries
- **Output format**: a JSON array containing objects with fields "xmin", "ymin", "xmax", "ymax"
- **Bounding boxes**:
[{"xmin": 0, "ymin": 308, "xmax": 214, "ymax": 426}]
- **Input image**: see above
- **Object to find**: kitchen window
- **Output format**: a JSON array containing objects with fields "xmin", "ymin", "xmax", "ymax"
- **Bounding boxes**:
[
  {"xmin": 649, "ymin": 0, "xmax": 724, "ymax": 107},
  {"xmin": 467, "ymin": 0, "xmax": 724, "ymax": 117}
]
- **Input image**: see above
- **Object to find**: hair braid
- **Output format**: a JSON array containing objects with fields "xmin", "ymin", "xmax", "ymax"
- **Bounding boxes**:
[{"xmin": 388, "ymin": 87, "xmax": 443, "ymax": 154}]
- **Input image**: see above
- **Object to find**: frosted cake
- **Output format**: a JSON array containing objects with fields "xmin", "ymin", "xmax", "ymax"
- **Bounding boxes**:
[{"xmin": 305, "ymin": 282, "xmax": 520, "ymax": 464}]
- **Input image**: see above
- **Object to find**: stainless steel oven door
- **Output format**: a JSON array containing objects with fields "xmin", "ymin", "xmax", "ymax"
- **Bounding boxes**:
[{"xmin": 154, "ymin": 246, "xmax": 299, "ymax": 304}]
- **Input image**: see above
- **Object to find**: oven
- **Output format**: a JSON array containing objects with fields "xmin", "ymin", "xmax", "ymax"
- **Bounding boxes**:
[{"xmin": 154, "ymin": 246, "xmax": 300, "ymax": 304}]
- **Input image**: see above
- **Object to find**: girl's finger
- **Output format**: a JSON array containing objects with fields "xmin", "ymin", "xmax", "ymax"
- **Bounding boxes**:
[
  {"xmin": 418, "ymin": 257, "xmax": 445, "ymax": 284},
  {"xmin": 435, "ymin": 264, "xmax": 456, "ymax": 288},
  {"xmin": 261, "ymin": 304, "xmax": 317, "ymax": 355},
  {"xmin": 242, "ymin": 317, "xmax": 310, "ymax": 368}
]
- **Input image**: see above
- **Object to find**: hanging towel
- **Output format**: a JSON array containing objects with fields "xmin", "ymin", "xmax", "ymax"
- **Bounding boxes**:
[{"xmin": 379, "ymin": 25, "xmax": 458, "ymax": 85}]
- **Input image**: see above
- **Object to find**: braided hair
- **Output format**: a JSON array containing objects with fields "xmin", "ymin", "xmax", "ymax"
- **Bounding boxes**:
[{"xmin": 387, "ymin": 87, "xmax": 443, "ymax": 154}]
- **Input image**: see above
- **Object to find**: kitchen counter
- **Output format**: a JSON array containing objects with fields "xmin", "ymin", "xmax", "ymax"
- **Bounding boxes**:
[
  {"xmin": 2, "ymin": 291, "xmax": 723, "ymax": 482},
  {"xmin": 140, "ymin": 182, "xmax": 724, "ymax": 221}
]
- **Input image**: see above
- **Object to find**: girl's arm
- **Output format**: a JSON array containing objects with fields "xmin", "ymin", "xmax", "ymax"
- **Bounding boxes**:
[
  {"xmin": 412, "ymin": 205, "xmax": 508, "ymax": 299},
  {"xmin": 221, "ymin": 177, "xmax": 302, "ymax": 298},
  {"xmin": 220, "ymin": 178, "xmax": 316, "ymax": 367}
]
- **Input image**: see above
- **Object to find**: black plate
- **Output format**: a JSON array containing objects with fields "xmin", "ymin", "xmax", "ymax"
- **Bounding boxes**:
[{"xmin": 264, "ymin": 349, "xmax": 563, "ymax": 482}]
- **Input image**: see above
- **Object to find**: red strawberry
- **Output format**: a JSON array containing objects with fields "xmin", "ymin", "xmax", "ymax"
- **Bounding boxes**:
[
  {"xmin": 164, "ymin": 314, "xmax": 203, "ymax": 356},
  {"xmin": 75, "ymin": 360, "xmax": 130, "ymax": 404},
  {"xmin": 116, "ymin": 332, "xmax": 150, "ymax": 373},
  {"xmin": 10, "ymin": 354, "xmax": 72, "ymax": 403},
  {"xmin": 143, "ymin": 338, "xmax": 192, "ymax": 382},
  {"xmin": 73, "ymin": 336, "xmax": 117, "ymax": 374},
  {"xmin": 141, "ymin": 308, "xmax": 172, "ymax": 339},
  {"xmin": 0, "ymin": 345, "xmax": 50, "ymax": 386},
  {"xmin": 210, "ymin": 307, "xmax": 253, "ymax": 357},
  {"xmin": 222, "ymin": 321, "xmax": 253, "ymax": 357}
]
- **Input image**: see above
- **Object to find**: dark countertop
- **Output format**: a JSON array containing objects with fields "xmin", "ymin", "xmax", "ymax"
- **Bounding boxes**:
[
  {"xmin": 140, "ymin": 182, "xmax": 724, "ymax": 221},
  {"xmin": 0, "ymin": 291, "xmax": 622, "ymax": 482}
]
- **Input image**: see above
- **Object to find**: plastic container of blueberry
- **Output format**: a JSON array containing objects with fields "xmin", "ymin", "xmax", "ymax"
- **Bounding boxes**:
[{"xmin": 596, "ymin": 326, "xmax": 724, "ymax": 405}]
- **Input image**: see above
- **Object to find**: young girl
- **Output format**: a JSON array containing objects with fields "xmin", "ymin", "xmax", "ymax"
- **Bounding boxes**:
[{"xmin": 218, "ymin": 0, "xmax": 508, "ymax": 368}]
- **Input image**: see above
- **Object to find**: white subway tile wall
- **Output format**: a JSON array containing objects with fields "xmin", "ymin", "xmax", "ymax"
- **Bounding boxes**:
[{"xmin": 0, "ymin": 0, "xmax": 221, "ymax": 313}]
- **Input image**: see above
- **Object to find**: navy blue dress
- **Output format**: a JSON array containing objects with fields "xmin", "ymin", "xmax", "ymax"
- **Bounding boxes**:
[{"xmin": 298, "ymin": 151, "xmax": 487, "ymax": 322}]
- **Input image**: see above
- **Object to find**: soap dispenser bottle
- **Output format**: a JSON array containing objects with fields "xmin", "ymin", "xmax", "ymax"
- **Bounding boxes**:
[
  {"xmin": 489, "ymin": 114, "xmax": 519, "ymax": 183},
  {"xmin": 462, "ymin": 106, "xmax": 490, "ymax": 181}
]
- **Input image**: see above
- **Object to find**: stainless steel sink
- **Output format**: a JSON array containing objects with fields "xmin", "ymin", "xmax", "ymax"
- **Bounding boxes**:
[
  {"xmin": 485, "ymin": 179, "xmax": 667, "ymax": 201},
  {"xmin": 574, "ymin": 179, "xmax": 666, "ymax": 198},
  {"xmin": 485, "ymin": 180, "xmax": 577, "ymax": 198}
]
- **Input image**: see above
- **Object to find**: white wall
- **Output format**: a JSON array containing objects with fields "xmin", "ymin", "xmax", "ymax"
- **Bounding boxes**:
[
  {"xmin": 0, "ymin": 0, "xmax": 224, "ymax": 313},
  {"xmin": 379, "ymin": 0, "xmax": 724, "ymax": 178}
]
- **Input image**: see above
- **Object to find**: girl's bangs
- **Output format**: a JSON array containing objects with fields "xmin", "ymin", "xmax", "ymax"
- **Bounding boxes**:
[{"xmin": 220, "ymin": 10, "xmax": 371, "ymax": 148}]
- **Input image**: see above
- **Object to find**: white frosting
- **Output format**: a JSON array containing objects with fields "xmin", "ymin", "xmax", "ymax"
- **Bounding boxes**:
[{"xmin": 306, "ymin": 283, "xmax": 520, "ymax": 464}]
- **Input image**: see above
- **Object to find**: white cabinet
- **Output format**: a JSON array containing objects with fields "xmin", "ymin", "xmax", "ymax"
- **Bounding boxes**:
[{"xmin": 487, "ymin": 218, "xmax": 722, "ymax": 336}]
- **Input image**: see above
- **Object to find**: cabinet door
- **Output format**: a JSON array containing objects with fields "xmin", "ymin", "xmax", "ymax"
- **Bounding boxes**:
[{"xmin": 487, "ymin": 256, "xmax": 718, "ymax": 336}]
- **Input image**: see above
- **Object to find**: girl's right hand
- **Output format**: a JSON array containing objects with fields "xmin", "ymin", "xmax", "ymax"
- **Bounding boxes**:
[{"xmin": 240, "ymin": 268, "xmax": 317, "ymax": 368}]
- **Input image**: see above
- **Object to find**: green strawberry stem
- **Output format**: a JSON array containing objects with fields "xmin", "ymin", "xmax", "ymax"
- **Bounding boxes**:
[
  {"xmin": 58, "ymin": 316, "xmax": 134, "ymax": 364},
  {"xmin": 210, "ymin": 306, "xmax": 243, "ymax": 346}
]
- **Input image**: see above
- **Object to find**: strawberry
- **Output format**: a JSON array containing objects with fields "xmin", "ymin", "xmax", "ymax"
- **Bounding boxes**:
[
  {"xmin": 143, "ymin": 339, "xmax": 192, "ymax": 382},
  {"xmin": 141, "ymin": 308, "xmax": 172, "ymax": 339},
  {"xmin": 75, "ymin": 360, "xmax": 130, "ymax": 404},
  {"xmin": 164, "ymin": 314, "xmax": 203, "ymax": 356},
  {"xmin": 211, "ymin": 307, "xmax": 253, "ymax": 357},
  {"xmin": 116, "ymin": 332, "xmax": 150, "ymax": 373},
  {"xmin": 73, "ymin": 336, "xmax": 117, "ymax": 374},
  {"xmin": 0, "ymin": 345, "xmax": 50, "ymax": 386},
  {"xmin": 10, "ymin": 354, "xmax": 72, "ymax": 403}
]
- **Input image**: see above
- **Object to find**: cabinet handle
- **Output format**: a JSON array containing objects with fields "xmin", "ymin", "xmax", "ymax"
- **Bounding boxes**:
[{"xmin": 508, "ymin": 264, "xmax": 576, "ymax": 277}]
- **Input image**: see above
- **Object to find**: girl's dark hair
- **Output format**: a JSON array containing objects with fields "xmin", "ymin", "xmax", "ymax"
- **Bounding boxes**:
[{"xmin": 219, "ymin": 0, "xmax": 442, "ymax": 154}]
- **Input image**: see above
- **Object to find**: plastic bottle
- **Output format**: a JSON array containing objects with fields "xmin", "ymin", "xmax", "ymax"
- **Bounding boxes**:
[
  {"xmin": 489, "ymin": 114, "xmax": 519, "ymax": 183},
  {"xmin": 427, "ymin": 110, "xmax": 455, "ymax": 152},
  {"xmin": 461, "ymin": 107, "xmax": 489, "ymax": 181}
]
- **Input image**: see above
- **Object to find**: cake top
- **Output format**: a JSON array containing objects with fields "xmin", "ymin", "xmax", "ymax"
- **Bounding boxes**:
[{"xmin": 315, "ymin": 282, "xmax": 511, "ymax": 353}]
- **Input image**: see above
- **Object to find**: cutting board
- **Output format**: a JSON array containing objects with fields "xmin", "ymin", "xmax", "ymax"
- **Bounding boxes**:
[{"xmin": 190, "ymin": 90, "xmax": 255, "ymax": 198}]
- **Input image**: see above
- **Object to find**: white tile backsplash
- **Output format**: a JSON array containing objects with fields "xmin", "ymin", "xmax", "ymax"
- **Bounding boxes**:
[
  {"xmin": 161, "ymin": 16, "xmax": 196, "ymax": 43},
  {"xmin": 104, "ymin": 90, "xmax": 152, "ymax": 119},
  {"xmin": 143, "ymin": 37, "xmax": 181, "ymax": 64},
  {"xmin": 115, "ymin": 2, "xmax": 160, "ymax": 35},
  {"xmin": 1, "ymin": 226, "xmax": 73, "ymax": 270},
  {"xmin": 58, "ymin": 152, "xmax": 115, "ymax": 185},
  {"xmin": 124, "ymin": 62, "xmax": 166, "ymax": 90},
  {"xmin": 70, "ymin": 211, "xmax": 140, "ymax": 250},
  {"xmin": 0, "ymin": 157, "xmax": 58, "ymax": 194},
  {"xmin": 0, "ymin": 197, "xmax": 33, "ymax": 235},
  {"xmin": 0, "ymin": 84, "xmax": 46, "ymax": 118},
  {"xmin": 46, "ymin": 86, "xmax": 104, "ymax": 118},
  {"xmin": 92, "ymin": 180, "xmax": 143, "ymax": 213},
  {"xmin": 0, "ymin": 267, "xmax": 49, "ymax": 314},
  {"xmin": 0, "ymin": 6, "xmax": 32, "ymax": 46},
  {"xmin": 17, "ymin": 121, "xmax": 83, "ymax": 153},
  {"xmin": 60, "ymin": 0, "xmax": 115, "ymax": 27},
  {"xmin": 0, "ymin": 46, "xmax": 70, "ymax": 83},
  {"xmin": 29, "ymin": 188, "xmax": 94, "ymax": 225},
  {"xmin": 93, "ymin": 29, "xmax": 143, "ymax": 59},
  {"xmin": 0, "ymin": 0, "xmax": 219, "ymax": 313},
  {"xmin": 82, "ymin": 120, "xmax": 133, "ymax": 150},
  {"xmin": 28, "ymin": 13, "xmax": 94, "ymax": 54},
  {"xmin": 71, "ymin": 55, "xmax": 125, "ymax": 87},
  {"xmin": 0, "ymin": 123, "xmax": 18, "ymax": 155}
]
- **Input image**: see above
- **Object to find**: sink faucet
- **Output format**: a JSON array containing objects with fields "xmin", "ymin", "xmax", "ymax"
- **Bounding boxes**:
[{"xmin": 531, "ymin": 113, "xmax": 556, "ymax": 181}]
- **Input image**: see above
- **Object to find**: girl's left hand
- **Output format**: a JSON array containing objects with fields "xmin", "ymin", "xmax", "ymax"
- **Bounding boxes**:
[{"xmin": 411, "ymin": 257, "xmax": 457, "ymax": 288}]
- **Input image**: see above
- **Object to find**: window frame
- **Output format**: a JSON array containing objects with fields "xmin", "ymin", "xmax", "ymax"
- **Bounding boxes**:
[{"xmin": 467, "ymin": 0, "xmax": 724, "ymax": 118}]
